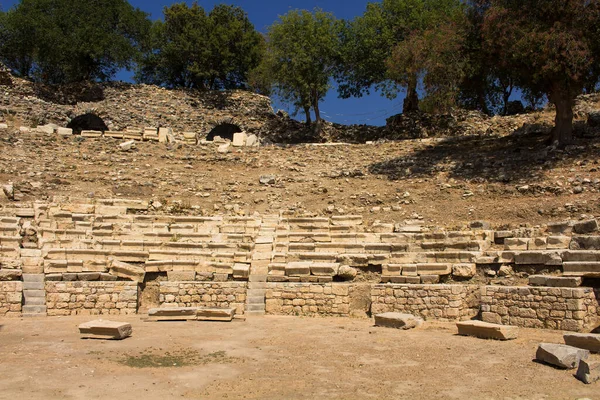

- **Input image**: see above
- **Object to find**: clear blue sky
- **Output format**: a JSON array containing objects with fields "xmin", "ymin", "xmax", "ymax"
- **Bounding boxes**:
[{"xmin": 1, "ymin": 0, "xmax": 404, "ymax": 126}]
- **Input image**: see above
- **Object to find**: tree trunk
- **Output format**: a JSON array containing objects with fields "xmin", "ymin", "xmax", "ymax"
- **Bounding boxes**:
[
  {"xmin": 311, "ymin": 88, "xmax": 321, "ymax": 123},
  {"xmin": 304, "ymin": 105, "xmax": 312, "ymax": 126},
  {"xmin": 550, "ymin": 92, "xmax": 574, "ymax": 147},
  {"xmin": 403, "ymin": 77, "xmax": 419, "ymax": 113}
]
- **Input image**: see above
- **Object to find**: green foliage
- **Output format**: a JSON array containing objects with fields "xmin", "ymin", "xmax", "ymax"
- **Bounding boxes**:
[
  {"xmin": 482, "ymin": 0, "xmax": 600, "ymax": 144},
  {"xmin": 136, "ymin": 2, "xmax": 264, "ymax": 90},
  {"xmin": 257, "ymin": 9, "xmax": 340, "ymax": 124},
  {"xmin": 336, "ymin": 0, "xmax": 464, "ymax": 112},
  {"xmin": 0, "ymin": 0, "xmax": 150, "ymax": 84}
]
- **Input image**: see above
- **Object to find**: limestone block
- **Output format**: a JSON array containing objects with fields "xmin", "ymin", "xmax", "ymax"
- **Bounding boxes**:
[
  {"xmin": 79, "ymin": 320, "xmax": 132, "ymax": 340},
  {"xmin": 504, "ymin": 238, "xmax": 529, "ymax": 250},
  {"xmin": 233, "ymin": 263, "xmax": 250, "ymax": 279},
  {"xmin": 576, "ymin": 360, "xmax": 600, "ymax": 384},
  {"xmin": 535, "ymin": 343, "xmax": 589, "ymax": 369},
  {"xmin": 452, "ymin": 263, "xmax": 476, "ymax": 278},
  {"xmin": 148, "ymin": 307, "xmax": 197, "ymax": 321},
  {"xmin": 547, "ymin": 236, "xmax": 571, "ymax": 249},
  {"xmin": 547, "ymin": 221, "xmax": 573, "ymax": 234},
  {"xmin": 417, "ymin": 263, "xmax": 451, "ymax": 276},
  {"xmin": 81, "ymin": 130, "xmax": 103, "ymax": 138},
  {"xmin": 196, "ymin": 307, "xmax": 236, "ymax": 321},
  {"xmin": 456, "ymin": 321, "xmax": 518, "ymax": 340},
  {"xmin": 245, "ymin": 134, "xmax": 258, "ymax": 147},
  {"xmin": 336, "ymin": 265, "xmax": 357, "ymax": 280},
  {"xmin": 310, "ymin": 262, "xmax": 339, "ymax": 276},
  {"xmin": 0, "ymin": 269, "xmax": 22, "ymax": 281},
  {"xmin": 564, "ymin": 333, "xmax": 600, "ymax": 353},
  {"xmin": 573, "ymin": 219, "xmax": 598, "ymax": 234},
  {"xmin": 57, "ymin": 127, "xmax": 72, "ymax": 136},
  {"xmin": 515, "ymin": 251, "xmax": 562, "ymax": 265},
  {"xmin": 494, "ymin": 230, "xmax": 513, "ymax": 244},
  {"xmin": 110, "ymin": 260, "xmax": 145, "ymax": 282},
  {"xmin": 570, "ymin": 236, "xmax": 600, "ymax": 250},
  {"xmin": 563, "ymin": 262, "xmax": 600, "ymax": 277},
  {"xmin": 232, "ymin": 131, "xmax": 247, "ymax": 147},
  {"xmin": 285, "ymin": 262, "xmax": 311, "ymax": 276},
  {"xmin": 420, "ymin": 275, "xmax": 440, "ymax": 284},
  {"xmin": 528, "ymin": 275, "xmax": 582, "ymax": 288},
  {"xmin": 528, "ymin": 237, "xmax": 547, "ymax": 250},
  {"xmin": 374, "ymin": 312, "xmax": 423, "ymax": 330},
  {"xmin": 167, "ymin": 271, "xmax": 196, "ymax": 281}
]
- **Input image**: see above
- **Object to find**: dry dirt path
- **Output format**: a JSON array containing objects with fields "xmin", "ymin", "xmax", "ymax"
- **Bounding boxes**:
[{"xmin": 0, "ymin": 315, "xmax": 598, "ymax": 399}]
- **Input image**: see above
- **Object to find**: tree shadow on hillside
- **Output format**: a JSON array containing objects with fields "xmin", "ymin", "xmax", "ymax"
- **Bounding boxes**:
[
  {"xmin": 33, "ymin": 81, "xmax": 105, "ymax": 105},
  {"xmin": 369, "ymin": 122, "xmax": 600, "ymax": 183}
]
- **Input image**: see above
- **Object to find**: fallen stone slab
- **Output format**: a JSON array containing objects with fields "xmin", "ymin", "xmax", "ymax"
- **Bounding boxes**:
[
  {"xmin": 564, "ymin": 333, "xmax": 600, "ymax": 353},
  {"xmin": 535, "ymin": 343, "xmax": 589, "ymax": 369},
  {"xmin": 196, "ymin": 307, "xmax": 236, "ymax": 322},
  {"xmin": 456, "ymin": 321, "xmax": 518, "ymax": 340},
  {"xmin": 147, "ymin": 307, "xmax": 198, "ymax": 321},
  {"xmin": 110, "ymin": 260, "xmax": 145, "ymax": 282},
  {"xmin": 374, "ymin": 312, "xmax": 423, "ymax": 330},
  {"xmin": 576, "ymin": 360, "xmax": 600, "ymax": 384},
  {"xmin": 78, "ymin": 320, "xmax": 132, "ymax": 340}
]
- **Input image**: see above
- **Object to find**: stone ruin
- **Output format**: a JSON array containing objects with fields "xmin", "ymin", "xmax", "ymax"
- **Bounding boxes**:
[{"xmin": 0, "ymin": 197, "xmax": 598, "ymax": 333}]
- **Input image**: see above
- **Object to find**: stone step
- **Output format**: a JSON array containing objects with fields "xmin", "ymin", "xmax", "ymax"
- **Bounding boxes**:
[
  {"xmin": 528, "ymin": 275, "xmax": 582, "ymax": 288},
  {"xmin": 22, "ymin": 274, "xmax": 45, "ymax": 282},
  {"xmin": 248, "ymin": 274, "xmax": 267, "ymax": 282},
  {"xmin": 246, "ymin": 296, "xmax": 265, "ymax": 304},
  {"xmin": 22, "ymin": 305, "xmax": 47, "ymax": 314},
  {"xmin": 563, "ymin": 262, "xmax": 600, "ymax": 277},
  {"xmin": 246, "ymin": 304, "xmax": 265, "ymax": 312},
  {"xmin": 247, "ymin": 288, "xmax": 266, "ymax": 295},
  {"xmin": 245, "ymin": 310, "xmax": 266, "ymax": 316},
  {"xmin": 23, "ymin": 289, "xmax": 46, "ymax": 298},
  {"xmin": 24, "ymin": 297, "xmax": 46, "ymax": 305},
  {"xmin": 248, "ymin": 282, "xmax": 267, "ymax": 290},
  {"xmin": 23, "ymin": 282, "xmax": 45, "ymax": 290}
]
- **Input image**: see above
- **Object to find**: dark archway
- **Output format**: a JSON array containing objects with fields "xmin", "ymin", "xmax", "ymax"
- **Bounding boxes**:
[
  {"xmin": 206, "ymin": 123, "xmax": 242, "ymax": 141},
  {"xmin": 67, "ymin": 113, "xmax": 108, "ymax": 135}
]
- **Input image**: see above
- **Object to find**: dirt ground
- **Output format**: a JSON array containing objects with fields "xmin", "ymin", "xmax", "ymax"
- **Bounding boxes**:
[{"xmin": 0, "ymin": 315, "xmax": 597, "ymax": 400}]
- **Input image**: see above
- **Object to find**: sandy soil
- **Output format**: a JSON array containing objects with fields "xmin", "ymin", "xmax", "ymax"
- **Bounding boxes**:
[{"xmin": 0, "ymin": 315, "xmax": 597, "ymax": 400}]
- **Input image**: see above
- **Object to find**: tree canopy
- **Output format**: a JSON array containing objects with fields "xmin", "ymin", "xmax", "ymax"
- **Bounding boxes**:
[
  {"xmin": 481, "ymin": 0, "xmax": 600, "ymax": 145},
  {"xmin": 0, "ymin": 0, "xmax": 150, "ymax": 84},
  {"xmin": 136, "ymin": 2, "xmax": 264, "ymax": 90},
  {"xmin": 336, "ymin": 0, "xmax": 464, "ymax": 112},
  {"xmin": 256, "ymin": 9, "xmax": 340, "ymax": 125}
]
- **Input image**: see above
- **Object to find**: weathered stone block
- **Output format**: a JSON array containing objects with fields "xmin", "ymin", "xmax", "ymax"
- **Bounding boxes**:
[
  {"xmin": 374, "ymin": 312, "xmax": 423, "ymax": 330},
  {"xmin": 148, "ymin": 307, "xmax": 197, "ymax": 321},
  {"xmin": 535, "ymin": 343, "xmax": 589, "ymax": 369},
  {"xmin": 576, "ymin": 360, "xmax": 600, "ymax": 384},
  {"xmin": 456, "ymin": 320, "xmax": 518, "ymax": 340},
  {"xmin": 528, "ymin": 275, "xmax": 582, "ymax": 288},
  {"xmin": 564, "ymin": 333, "xmax": 600, "ymax": 353},
  {"xmin": 79, "ymin": 320, "xmax": 132, "ymax": 340},
  {"xmin": 573, "ymin": 219, "xmax": 598, "ymax": 234},
  {"xmin": 110, "ymin": 260, "xmax": 145, "ymax": 282},
  {"xmin": 167, "ymin": 271, "xmax": 196, "ymax": 281},
  {"xmin": 196, "ymin": 307, "xmax": 236, "ymax": 321},
  {"xmin": 452, "ymin": 263, "xmax": 476, "ymax": 278}
]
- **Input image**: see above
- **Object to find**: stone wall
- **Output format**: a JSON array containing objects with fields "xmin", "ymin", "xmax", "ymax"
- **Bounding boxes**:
[
  {"xmin": 45, "ymin": 281, "xmax": 138, "ymax": 316},
  {"xmin": 159, "ymin": 282, "xmax": 247, "ymax": 315},
  {"xmin": 480, "ymin": 286, "xmax": 599, "ymax": 332},
  {"xmin": 371, "ymin": 284, "xmax": 480, "ymax": 321},
  {"xmin": 265, "ymin": 283, "xmax": 369, "ymax": 317},
  {"xmin": 0, "ymin": 281, "xmax": 22, "ymax": 316}
]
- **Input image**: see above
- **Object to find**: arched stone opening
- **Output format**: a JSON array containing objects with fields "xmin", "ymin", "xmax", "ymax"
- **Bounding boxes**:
[
  {"xmin": 67, "ymin": 113, "xmax": 108, "ymax": 135},
  {"xmin": 206, "ymin": 123, "xmax": 242, "ymax": 141}
]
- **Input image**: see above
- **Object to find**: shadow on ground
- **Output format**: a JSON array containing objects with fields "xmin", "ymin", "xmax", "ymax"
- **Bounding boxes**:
[{"xmin": 369, "ymin": 123, "xmax": 600, "ymax": 183}]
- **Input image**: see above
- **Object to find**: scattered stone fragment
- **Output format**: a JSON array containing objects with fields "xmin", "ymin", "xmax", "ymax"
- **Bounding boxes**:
[
  {"xmin": 217, "ymin": 142, "xmax": 230, "ymax": 153},
  {"xmin": 535, "ymin": 343, "xmax": 589, "ymax": 369},
  {"xmin": 259, "ymin": 175, "xmax": 276, "ymax": 185},
  {"xmin": 576, "ymin": 360, "xmax": 600, "ymax": 384},
  {"xmin": 374, "ymin": 312, "xmax": 423, "ymax": 330},
  {"xmin": 337, "ymin": 265, "xmax": 357, "ymax": 280},
  {"xmin": 2, "ymin": 184, "xmax": 14, "ymax": 200},
  {"xmin": 456, "ymin": 321, "xmax": 518, "ymax": 340},
  {"xmin": 564, "ymin": 333, "xmax": 600, "ymax": 353},
  {"xmin": 79, "ymin": 320, "xmax": 132, "ymax": 340},
  {"xmin": 119, "ymin": 140, "xmax": 135, "ymax": 151}
]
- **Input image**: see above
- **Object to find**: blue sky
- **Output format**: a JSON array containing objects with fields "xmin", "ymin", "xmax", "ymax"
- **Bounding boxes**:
[{"xmin": 1, "ymin": 0, "xmax": 404, "ymax": 126}]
